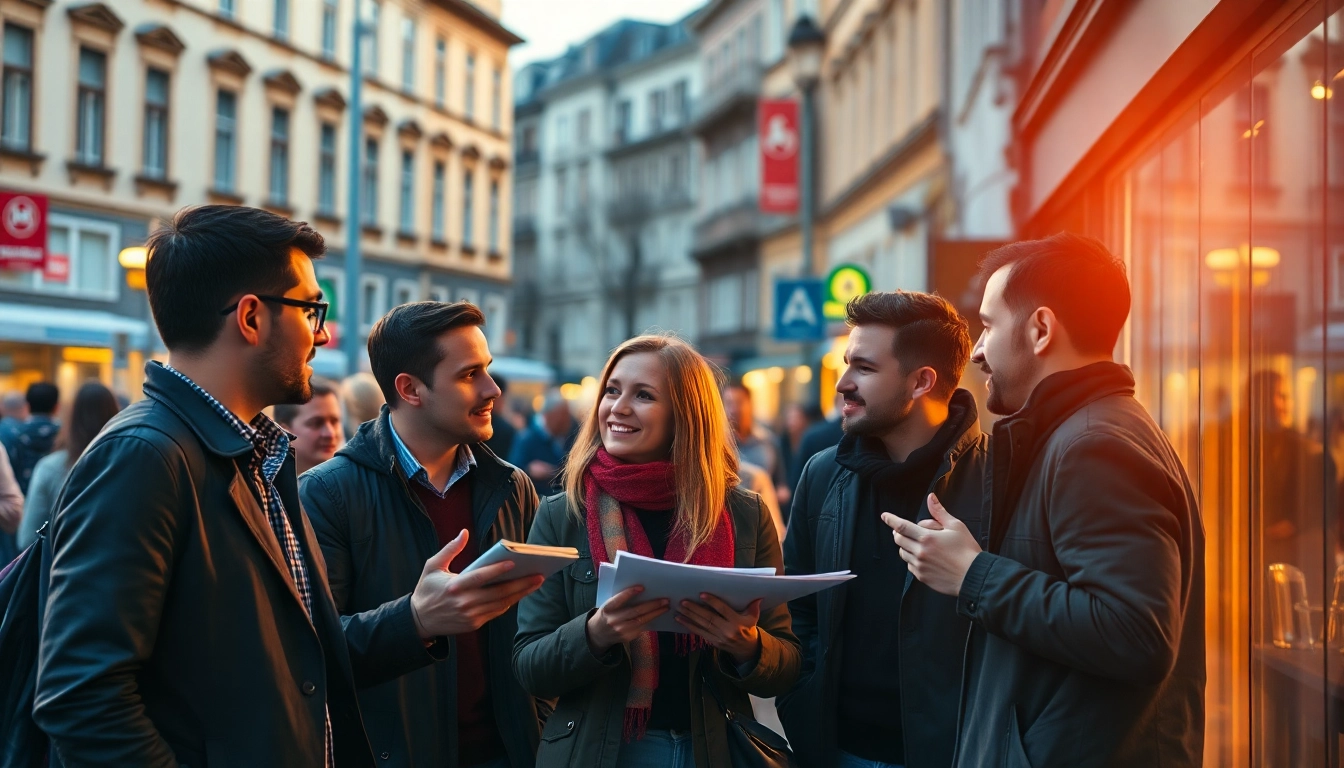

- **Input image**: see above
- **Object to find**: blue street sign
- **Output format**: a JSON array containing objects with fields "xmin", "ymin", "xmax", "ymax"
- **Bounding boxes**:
[{"xmin": 773, "ymin": 278, "xmax": 826, "ymax": 342}]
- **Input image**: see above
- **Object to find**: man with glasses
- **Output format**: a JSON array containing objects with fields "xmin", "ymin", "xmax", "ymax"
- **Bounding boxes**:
[{"xmin": 35, "ymin": 205, "xmax": 519, "ymax": 765}]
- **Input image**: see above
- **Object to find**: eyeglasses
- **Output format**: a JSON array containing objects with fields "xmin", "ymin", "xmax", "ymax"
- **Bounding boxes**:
[{"xmin": 219, "ymin": 294, "xmax": 329, "ymax": 335}]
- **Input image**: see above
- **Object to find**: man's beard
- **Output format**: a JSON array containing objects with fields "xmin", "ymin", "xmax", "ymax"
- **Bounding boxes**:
[
  {"xmin": 259, "ymin": 337, "xmax": 312, "ymax": 407},
  {"xmin": 842, "ymin": 388, "xmax": 914, "ymax": 436},
  {"xmin": 983, "ymin": 330, "xmax": 1036, "ymax": 416}
]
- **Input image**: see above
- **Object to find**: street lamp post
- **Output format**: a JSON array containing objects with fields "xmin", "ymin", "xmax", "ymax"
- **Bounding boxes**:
[
  {"xmin": 787, "ymin": 15, "xmax": 825, "ymax": 399},
  {"xmin": 343, "ymin": 0, "xmax": 365, "ymax": 373}
]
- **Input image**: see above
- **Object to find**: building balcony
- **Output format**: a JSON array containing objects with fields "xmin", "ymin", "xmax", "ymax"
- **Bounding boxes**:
[
  {"xmin": 692, "ymin": 200, "xmax": 766, "ymax": 260},
  {"xmin": 692, "ymin": 64, "xmax": 762, "ymax": 136},
  {"xmin": 607, "ymin": 188, "xmax": 694, "ymax": 227},
  {"xmin": 515, "ymin": 149, "xmax": 541, "ymax": 177},
  {"xmin": 513, "ymin": 215, "xmax": 538, "ymax": 243}
]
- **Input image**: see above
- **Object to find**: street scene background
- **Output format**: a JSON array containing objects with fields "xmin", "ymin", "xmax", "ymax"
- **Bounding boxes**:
[{"xmin": 3, "ymin": 0, "xmax": 1344, "ymax": 765}]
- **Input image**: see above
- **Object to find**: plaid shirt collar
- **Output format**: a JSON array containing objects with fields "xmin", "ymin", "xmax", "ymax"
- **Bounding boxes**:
[
  {"xmin": 387, "ymin": 414, "xmax": 475, "ymax": 497},
  {"xmin": 160, "ymin": 364, "xmax": 293, "ymax": 470}
]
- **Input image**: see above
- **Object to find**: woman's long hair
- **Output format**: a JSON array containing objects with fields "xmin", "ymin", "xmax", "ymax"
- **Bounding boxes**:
[
  {"xmin": 60, "ymin": 382, "xmax": 121, "ymax": 468},
  {"xmin": 562, "ymin": 334, "xmax": 740, "ymax": 559}
]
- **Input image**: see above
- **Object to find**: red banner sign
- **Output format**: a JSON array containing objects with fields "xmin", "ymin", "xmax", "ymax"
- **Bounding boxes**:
[
  {"xmin": 0, "ymin": 191, "xmax": 46, "ymax": 270},
  {"xmin": 43, "ymin": 252, "xmax": 69, "ymax": 283},
  {"xmin": 758, "ymin": 99, "xmax": 800, "ymax": 214}
]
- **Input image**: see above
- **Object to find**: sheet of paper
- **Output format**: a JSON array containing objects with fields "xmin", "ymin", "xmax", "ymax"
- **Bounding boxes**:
[{"xmin": 596, "ymin": 551, "xmax": 854, "ymax": 634}]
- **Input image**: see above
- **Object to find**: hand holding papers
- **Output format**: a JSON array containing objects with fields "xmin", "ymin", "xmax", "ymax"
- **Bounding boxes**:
[
  {"xmin": 596, "ymin": 551, "xmax": 854, "ymax": 635},
  {"xmin": 459, "ymin": 539, "xmax": 580, "ymax": 586}
]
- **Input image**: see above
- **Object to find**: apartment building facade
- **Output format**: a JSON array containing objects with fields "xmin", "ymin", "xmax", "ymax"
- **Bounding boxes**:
[{"xmin": 0, "ymin": 0, "xmax": 521, "ymax": 395}]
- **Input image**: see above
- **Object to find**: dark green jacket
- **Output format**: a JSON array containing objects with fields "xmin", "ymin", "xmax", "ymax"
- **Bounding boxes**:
[
  {"xmin": 301, "ymin": 408, "xmax": 542, "ymax": 768},
  {"xmin": 513, "ymin": 487, "xmax": 801, "ymax": 768}
]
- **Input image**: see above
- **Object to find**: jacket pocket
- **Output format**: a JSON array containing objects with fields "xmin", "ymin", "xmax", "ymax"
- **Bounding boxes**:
[
  {"xmin": 568, "ymin": 557, "xmax": 599, "ymax": 612},
  {"xmin": 537, "ymin": 708, "xmax": 583, "ymax": 767},
  {"xmin": 1004, "ymin": 708, "xmax": 1033, "ymax": 768}
]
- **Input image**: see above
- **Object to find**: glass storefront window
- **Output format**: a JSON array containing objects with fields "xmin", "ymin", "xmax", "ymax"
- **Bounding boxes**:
[{"xmin": 1108, "ymin": 4, "xmax": 1344, "ymax": 763}]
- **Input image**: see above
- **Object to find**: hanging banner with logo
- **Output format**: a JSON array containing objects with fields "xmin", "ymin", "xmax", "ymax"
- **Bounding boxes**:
[
  {"xmin": 758, "ymin": 99, "xmax": 800, "ymax": 214},
  {"xmin": 42, "ymin": 252, "xmax": 69, "ymax": 283},
  {"xmin": 0, "ymin": 191, "xmax": 46, "ymax": 270}
]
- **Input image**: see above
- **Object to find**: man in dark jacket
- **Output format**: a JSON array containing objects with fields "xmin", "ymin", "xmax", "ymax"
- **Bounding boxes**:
[
  {"xmin": 888, "ymin": 233, "xmax": 1205, "ymax": 767},
  {"xmin": 779, "ymin": 290, "xmax": 988, "ymax": 768},
  {"xmin": 508, "ymin": 390, "xmax": 576, "ymax": 495},
  {"xmin": 301, "ymin": 301, "xmax": 546, "ymax": 768},
  {"xmin": 35, "ymin": 206, "xmax": 492, "ymax": 766}
]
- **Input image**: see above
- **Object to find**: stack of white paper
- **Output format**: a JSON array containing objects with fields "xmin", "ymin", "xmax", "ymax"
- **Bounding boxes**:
[
  {"xmin": 459, "ymin": 540, "xmax": 579, "ymax": 586},
  {"xmin": 595, "ymin": 551, "xmax": 855, "ymax": 634}
]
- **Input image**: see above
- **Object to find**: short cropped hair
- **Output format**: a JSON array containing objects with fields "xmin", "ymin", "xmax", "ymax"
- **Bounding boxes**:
[
  {"xmin": 25, "ymin": 382, "xmax": 59, "ymax": 415},
  {"xmin": 977, "ymin": 232, "xmax": 1130, "ymax": 356},
  {"xmin": 144, "ymin": 205, "xmax": 326, "ymax": 352},
  {"xmin": 845, "ymin": 290, "xmax": 971, "ymax": 401},
  {"xmin": 273, "ymin": 376, "xmax": 338, "ymax": 426},
  {"xmin": 367, "ymin": 301, "xmax": 486, "ymax": 407}
]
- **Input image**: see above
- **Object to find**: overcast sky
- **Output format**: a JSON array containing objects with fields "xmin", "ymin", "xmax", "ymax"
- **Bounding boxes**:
[{"xmin": 502, "ymin": 0, "xmax": 708, "ymax": 69}]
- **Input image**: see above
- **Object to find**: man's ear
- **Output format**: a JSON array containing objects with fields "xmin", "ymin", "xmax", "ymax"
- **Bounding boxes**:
[
  {"xmin": 393, "ymin": 372, "xmax": 423, "ymax": 408},
  {"xmin": 234, "ymin": 295, "xmax": 264, "ymax": 348},
  {"xmin": 1029, "ymin": 307, "xmax": 1062, "ymax": 357},
  {"xmin": 910, "ymin": 366, "xmax": 939, "ymax": 400}
]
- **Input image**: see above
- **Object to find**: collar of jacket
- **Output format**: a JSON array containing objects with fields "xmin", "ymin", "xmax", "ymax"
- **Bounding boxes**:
[
  {"xmin": 338, "ymin": 404, "xmax": 514, "ymax": 486},
  {"xmin": 142, "ymin": 361, "xmax": 255, "ymax": 459},
  {"xmin": 834, "ymin": 388, "xmax": 982, "ymax": 479},
  {"xmin": 993, "ymin": 361, "xmax": 1136, "ymax": 449}
]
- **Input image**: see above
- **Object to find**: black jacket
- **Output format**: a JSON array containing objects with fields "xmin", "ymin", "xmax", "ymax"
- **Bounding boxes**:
[
  {"xmin": 300, "ymin": 408, "xmax": 542, "ymax": 768},
  {"xmin": 954, "ymin": 363, "xmax": 1205, "ymax": 767},
  {"xmin": 34, "ymin": 361, "xmax": 405, "ymax": 767},
  {"xmin": 778, "ymin": 389, "xmax": 989, "ymax": 768}
]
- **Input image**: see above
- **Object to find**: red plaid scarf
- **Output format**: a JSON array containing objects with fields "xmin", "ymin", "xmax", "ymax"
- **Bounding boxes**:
[{"xmin": 584, "ymin": 448, "xmax": 735, "ymax": 740}]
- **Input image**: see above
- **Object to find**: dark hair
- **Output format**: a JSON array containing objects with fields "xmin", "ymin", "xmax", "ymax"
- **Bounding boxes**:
[
  {"xmin": 25, "ymin": 382, "xmax": 59, "ymax": 415},
  {"xmin": 273, "ymin": 376, "xmax": 339, "ymax": 426},
  {"xmin": 368, "ymin": 301, "xmax": 487, "ymax": 407},
  {"xmin": 144, "ymin": 205, "xmax": 326, "ymax": 352},
  {"xmin": 845, "ymin": 290, "xmax": 972, "ymax": 401},
  {"xmin": 977, "ymin": 232, "xmax": 1130, "ymax": 356},
  {"xmin": 61, "ymin": 382, "xmax": 120, "ymax": 467}
]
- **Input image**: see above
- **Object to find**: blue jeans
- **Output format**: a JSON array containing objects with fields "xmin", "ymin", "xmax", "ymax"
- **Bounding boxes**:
[
  {"xmin": 616, "ymin": 729, "xmax": 696, "ymax": 768},
  {"xmin": 837, "ymin": 750, "xmax": 904, "ymax": 768}
]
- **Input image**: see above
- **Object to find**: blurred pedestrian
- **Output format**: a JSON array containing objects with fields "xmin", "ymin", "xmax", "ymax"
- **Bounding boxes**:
[
  {"xmin": 35, "ymin": 204, "xmax": 468, "ymax": 765},
  {"xmin": 341, "ymin": 370, "xmax": 385, "ymax": 438},
  {"xmin": 723, "ymin": 380, "xmax": 787, "ymax": 502},
  {"xmin": 0, "ymin": 445, "xmax": 21, "ymax": 553},
  {"xmin": 3, "ymin": 382, "xmax": 60, "ymax": 494},
  {"xmin": 485, "ymin": 372, "xmax": 518, "ymax": 462},
  {"xmin": 301, "ymin": 301, "xmax": 545, "ymax": 768},
  {"xmin": 508, "ymin": 389, "xmax": 577, "ymax": 495},
  {"xmin": 780, "ymin": 401, "xmax": 822, "ymax": 488},
  {"xmin": 888, "ymin": 234, "xmax": 1204, "ymax": 767},
  {"xmin": 0, "ymin": 382, "xmax": 59, "ymax": 562},
  {"xmin": 780, "ymin": 291, "xmax": 986, "ymax": 768},
  {"xmin": 17, "ymin": 381, "xmax": 120, "ymax": 550},
  {"xmin": 794, "ymin": 392, "xmax": 845, "ymax": 478},
  {"xmin": 273, "ymin": 376, "xmax": 343, "ymax": 475},
  {"xmin": 0, "ymin": 390, "xmax": 27, "ymax": 443},
  {"xmin": 514, "ymin": 334, "xmax": 800, "ymax": 768}
]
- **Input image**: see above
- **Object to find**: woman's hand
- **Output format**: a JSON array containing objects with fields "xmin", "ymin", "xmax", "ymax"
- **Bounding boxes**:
[
  {"xmin": 676, "ymin": 593, "xmax": 762, "ymax": 666},
  {"xmin": 585, "ymin": 586, "xmax": 669, "ymax": 655}
]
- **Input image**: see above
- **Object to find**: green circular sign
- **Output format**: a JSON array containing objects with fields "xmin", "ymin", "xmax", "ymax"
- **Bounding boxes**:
[{"xmin": 824, "ymin": 265, "xmax": 871, "ymax": 319}]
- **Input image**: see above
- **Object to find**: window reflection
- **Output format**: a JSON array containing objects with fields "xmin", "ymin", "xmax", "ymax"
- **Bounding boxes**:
[{"xmin": 1112, "ymin": 4, "xmax": 1344, "ymax": 764}]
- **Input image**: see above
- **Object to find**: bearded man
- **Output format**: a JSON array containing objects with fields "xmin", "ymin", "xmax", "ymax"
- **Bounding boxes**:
[{"xmin": 777, "ymin": 290, "xmax": 989, "ymax": 768}]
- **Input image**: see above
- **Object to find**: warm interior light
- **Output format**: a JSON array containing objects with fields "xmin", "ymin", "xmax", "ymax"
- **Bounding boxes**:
[
  {"xmin": 1312, "ymin": 81, "xmax": 1333, "ymax": 100},
  {"xmin": 118, "ymin": 246, "xmax": 148, "ymax": 270},
  {"xmin": 794, "ymin": 365, "xmax": 813, "ymax": 384},
  {"xmin": 767, "ymin": 366, "xmax": 785, "ymax": 384},
  {"xmin": 1205, "ymin": 244, "xmax": 1281, "ymax": 270},
  {"xmin": 62, "ymin": 346, "xmax": 113, "ymax": 364}
]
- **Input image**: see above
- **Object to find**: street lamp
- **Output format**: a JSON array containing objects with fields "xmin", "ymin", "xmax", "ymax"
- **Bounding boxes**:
[
  {"xmin": 787, "ymin": 15, "xmax": 825, "ymax": 402},
  {"xmin": 343, "ymin": 0, "xmax": 365, "ymax": 374}
]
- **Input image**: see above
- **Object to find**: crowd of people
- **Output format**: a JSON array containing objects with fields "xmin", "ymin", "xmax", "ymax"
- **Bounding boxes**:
[{"xmin": 0, "ymin": 204, "xmax": 1206, "ymax": 768}]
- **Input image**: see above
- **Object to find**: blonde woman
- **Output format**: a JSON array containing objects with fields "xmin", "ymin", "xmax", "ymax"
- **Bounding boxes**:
[{"xmin": 513, "ymin": 335, "xmax": 800, "ymax": 768}]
